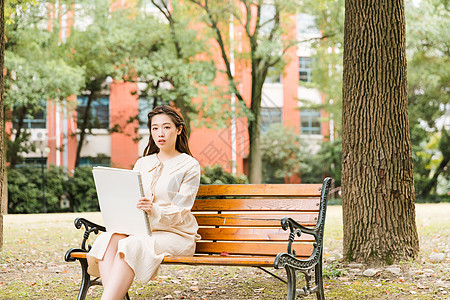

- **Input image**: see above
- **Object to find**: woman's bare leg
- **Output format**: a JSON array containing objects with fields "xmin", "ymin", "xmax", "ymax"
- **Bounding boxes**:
[
  {"xmin": 98, "ymin": 234, "xmax": 129, "ymax": 290},
  {"xmin": 100, "ymin": 252, "xmax": 135, "ymax": 300}
]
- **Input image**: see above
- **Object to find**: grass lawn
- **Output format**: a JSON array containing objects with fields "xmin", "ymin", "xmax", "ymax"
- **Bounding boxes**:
[{"xmin": 0, "ymin": 204, "xmax": 449, "ymax": 299}]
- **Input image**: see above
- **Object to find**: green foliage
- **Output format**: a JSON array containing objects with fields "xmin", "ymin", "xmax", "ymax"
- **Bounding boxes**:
[
  {"xmin": 200, "ymin": 165, "xmax": 248, "ymax": 184},
  {"xmin": 323, "ymin": 261, "xmax": 347, "ymax": 278},
  {"xmin": 7, "ymin": 166, "xmax": 69, "ymax": 213},
  {"xmin": 302, "ymin": 0, "xmax": 449, "ymax": 198},
  {"xmin": 406, "ymin": 0, "xmax": 450, "ymax": 197},
  {"xmin": 4, "ymin": 4, "xmax": 84, "ymax": 167},
  {"xmin": 66, "ymin": 166, "xmax": 99, "ymax": 212},
  {"xmin": 301, "ymin": 138, "xmax": 342, "ymax": 186},
  {"xmin": 7, "ymin": 165, "xmax": 98, "ymax": 214},
  {"xmin": 299, "ymin": 0, "xmax": 344, "ymax": 136},
  {"xmin": 7, "ymin": 167, "xmax": 42, "ymax": 213},
  {"xmin": 260, "ymin": 124, "xmax": 310, "ymax": 183}
]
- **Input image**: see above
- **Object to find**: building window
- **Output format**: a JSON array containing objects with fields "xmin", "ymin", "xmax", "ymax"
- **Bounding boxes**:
[
  {"xmin": 138, "ymin": 98, "xmax": 155, "ymax": 129},
  {"xmin": 80, "ymin": 155, "xmax": 110, "ymax": 167},
  {"xmin": 300, "ymin": 109, "xmax": 321, "ymax": 135},
  {"xmin": 299, "ymin": 56, "xmax": 312, "ymax": 83},
  {"xmin": 260, "ymin": 107, "xmax": 282, "ymax": 133},
  {"xmin": 264, "ymin": 67, "xmax": 282, "ymax": 84},
  {"xmin": 13, "ymin": 102, "xmax": 46, "ymax": 129},
  {"xmin": 260, "ymin": 3, "xmax": 276, "ymax": 35},
  {"xmin": 16, "ymin": 157, "xmax": 47, "ymax": 168},
  {"xmin": 297, "ymin": 13, "xmax": 320, "ymax": 35},
  {"xmin": 76, "ymin": 96, "xmax": 109, "ymax": 129},
  {"xmin": 142, "ymin": 0, "xmax": 169, "ymax": 13}
]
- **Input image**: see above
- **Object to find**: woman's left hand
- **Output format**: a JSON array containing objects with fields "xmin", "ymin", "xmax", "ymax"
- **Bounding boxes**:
[{"xmin": 137, "ymin": 197, "xmax": 153, "ymax": 215}]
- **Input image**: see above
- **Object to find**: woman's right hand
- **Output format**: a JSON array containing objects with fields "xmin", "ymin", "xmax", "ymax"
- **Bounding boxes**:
[{"xmin": 137, "ymin": 197, "xmax": 153, "ymax": 215}]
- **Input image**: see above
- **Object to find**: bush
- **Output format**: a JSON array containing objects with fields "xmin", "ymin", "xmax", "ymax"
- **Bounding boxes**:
[
  {"xmin": 261, "ymin": 124, "xmax": 310, "ymax": 183},
  {"xmin": 201, "ymin": 164, "xmax": 248, "ymax": 184},
  {"xmin": 66, "ymin": 166, "xmax": 99, "ymax": 212},
  {"xmin": 7, "ymin": 165, "xmax": 68, "ymax": 213}
]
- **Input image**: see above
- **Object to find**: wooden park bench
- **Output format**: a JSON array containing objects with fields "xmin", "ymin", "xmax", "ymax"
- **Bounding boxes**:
[{"xmin": 65, "ymin": 177, "xmax": 332, "ymax": 300}]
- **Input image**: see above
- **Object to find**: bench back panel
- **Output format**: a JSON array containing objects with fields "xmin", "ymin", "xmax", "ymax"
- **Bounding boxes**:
[
  {"xmin": 192, "ymin": 198, "xmax": 320, "ymax": 211},
  {"xmin": 195, "ymin": 212, "xmax": 319, "ymax": 227},
  {"xmin": 196, "ymin": 184, "xmax": 322, "ymax": 197},
  {"xmin": 193, "ymin": 184, "xmax": 322, "ymax": 258}
]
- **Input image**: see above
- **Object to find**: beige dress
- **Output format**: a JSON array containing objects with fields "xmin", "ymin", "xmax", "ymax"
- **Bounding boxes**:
[{"xmin": 87, "ymin": 153, "xmax": 201, "ymax": 283}]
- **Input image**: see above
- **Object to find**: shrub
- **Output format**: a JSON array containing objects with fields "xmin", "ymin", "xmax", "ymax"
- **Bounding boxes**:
[
  {"xmin": 66, "ymin": 166, "xmax": 99, "ymax": 212},
  {"xmin": 261, "ymin": 123, "xmax": 310, "ymax": 183},
  {"xmin": 7, "ymin": 165, "xmax": 67, "ymax": 213},
  {"xmin": 201, "ymin": 164, "xmax": 248, "ymax": 184}
]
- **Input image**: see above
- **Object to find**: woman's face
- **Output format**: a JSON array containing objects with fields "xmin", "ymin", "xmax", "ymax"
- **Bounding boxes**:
[{"xmin": 150, "ymin": 114, "xmax": 181, "ymax": 152}]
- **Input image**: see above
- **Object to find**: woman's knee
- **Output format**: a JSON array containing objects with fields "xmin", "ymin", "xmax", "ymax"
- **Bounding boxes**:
[
  {"xmin": 111, "ymin": 233, "xmax": 128, "ymax": 240},
  {"xmin": 108, "ymin": 233, "xmax": 128, "ymax": 245}
]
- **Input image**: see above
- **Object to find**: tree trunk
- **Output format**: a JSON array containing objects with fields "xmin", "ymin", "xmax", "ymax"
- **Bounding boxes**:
[
  {"xmin": 248, "ymin": 75, "xmax": 263, "ymax": 183},
  {"xmin": 341, "ymin": 0, "xmax": 419, "ymax": 263},
  {"xmin": 1, "ymin": 0, "xmax": 6, "ymax": 250},
  {"xmin": 74, "ymin": 93, "xmax": 94, "ymax": 168},
  {"xmin": 175, "ymin": 96, "xmax": 191, "ymax": 137},
  {"xmin": 9, "ymin": 106, "xmax": 27, "ymax": 169},
  {"xmin": 420, "ymin": 154, "xmax": 450, "ymax": 199}
]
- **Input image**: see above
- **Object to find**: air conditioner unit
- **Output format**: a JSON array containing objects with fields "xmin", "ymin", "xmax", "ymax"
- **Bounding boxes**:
[{"xmin": 30, "ymin": 130, "xmax": 46, "ymax": 142}]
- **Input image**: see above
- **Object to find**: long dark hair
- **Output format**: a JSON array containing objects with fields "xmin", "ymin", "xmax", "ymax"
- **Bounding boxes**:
[{"xmin": 143, "ymin": 105, "xmax": 193, "ymax": 157}]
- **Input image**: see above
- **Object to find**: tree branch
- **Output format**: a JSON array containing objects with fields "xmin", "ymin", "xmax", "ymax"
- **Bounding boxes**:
[{"xmin": 188, "ymin": 0, "xmax": 246, "ymax": 106}]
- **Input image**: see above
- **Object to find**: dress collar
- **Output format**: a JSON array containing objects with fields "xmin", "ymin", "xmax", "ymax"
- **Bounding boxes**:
[{"xmin": 145, "ymin": 153, "xmax": 189, "ymax": 173}]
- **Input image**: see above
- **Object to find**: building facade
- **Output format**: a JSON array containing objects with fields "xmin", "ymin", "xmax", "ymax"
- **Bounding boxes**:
[{"xmin": 11, "ymin": 7, "xmax": 330, "ymax": 181}]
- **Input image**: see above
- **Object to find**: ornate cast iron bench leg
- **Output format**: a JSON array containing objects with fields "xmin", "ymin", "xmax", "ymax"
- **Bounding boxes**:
[
  {"xmin": 285, "ymin": 266, "xmax": 297, "ymax": 300},
  {"xmin": 78, "ymin": 257, "xmax": 90, "ymax": 300},
  {"xmin": 314, "ymin": 256, "xmax": 325, "ymax": 300}
]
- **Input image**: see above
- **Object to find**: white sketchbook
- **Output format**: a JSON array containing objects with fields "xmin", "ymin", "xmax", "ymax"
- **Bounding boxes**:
[{"xmin": 92, "ymin": 167, "xmax": 151, "ymax": 236}]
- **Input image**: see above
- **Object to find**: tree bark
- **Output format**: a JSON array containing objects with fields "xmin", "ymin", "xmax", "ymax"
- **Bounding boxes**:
[
  {"xmin": 9, "ymin": 106, "xmax": 27, "ymax": 169},
  {"xmin": 1, "ymin": 0, "xmax": 6, "ymax": 250},
  {"xmin": 74, "ymin": 93, "xmax": 94, "ymax": 168},
  {"xmin": 341, "ymin": 0, "xmax": 419, "ymax": 263}
]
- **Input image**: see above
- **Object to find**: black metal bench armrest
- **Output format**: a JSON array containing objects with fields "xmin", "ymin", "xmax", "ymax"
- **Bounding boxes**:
[
  {"xmin": 73, "ymin": 217, "xmax": 106, "ymax": 251},
  {"xmin": 280, "ymin": 217, "xmax": 317, "ymax": 257},
  {"xmin": 281, "ymin": 217, "xmax": 316, "ymax": 236},
  {"xmin": 281, "ymin": 178, "xmax": 332, "ymax": 258}
]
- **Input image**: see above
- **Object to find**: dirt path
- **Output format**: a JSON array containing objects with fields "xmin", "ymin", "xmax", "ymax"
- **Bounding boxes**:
[{"xmin": 1, "ymin": 204, "xmax": 449, "ymax": 299}]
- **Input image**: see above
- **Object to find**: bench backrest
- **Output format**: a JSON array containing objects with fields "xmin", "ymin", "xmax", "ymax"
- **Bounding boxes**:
[{"xmin": 192, "ymin": 183, "xmax": 324, "ymax": 259}]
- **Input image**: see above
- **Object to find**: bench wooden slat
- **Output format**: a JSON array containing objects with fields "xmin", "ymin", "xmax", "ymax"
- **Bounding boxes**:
[
  {"xmin": 195, "ymin": 241, "xmax": 313, "ymax": 257},
  {"xmin": 195, "ymin": 213, "xmax": 318, "ymax": 227},
  {"xmin": 68, "ymin": 252, "xmax": 279, "ymax": 267},
  {"xmin": 197, "ymin": 184, "xmax": 322, "ymax": 197},
  {"xmin": 197, "ymin": 228, "xmax": 314, "ymax": 242},
  {"xmin": 162, "ymin": 255, "xmax": 277, "ymax": 267},
  {"xmin": 192, "ymin": 198, "xmax": 320, "ymax": 212},
  {"xmin": 70, "ymin": 252, "xmax": 88, "ymax": 259}
]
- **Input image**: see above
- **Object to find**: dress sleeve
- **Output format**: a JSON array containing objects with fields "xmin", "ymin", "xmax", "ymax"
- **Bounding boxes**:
[
  {"xmin": 149, "ymin": 161, "xmax": 201, "ymax": 227},
  {"xmin": 132, "ymin": 157, "xmax": 142, "ymax": 171}
]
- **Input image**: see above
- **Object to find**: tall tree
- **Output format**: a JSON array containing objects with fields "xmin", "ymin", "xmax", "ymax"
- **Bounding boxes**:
[
  {"xmin": 0, "ymin": 0, "xmax": 6, "ymax": 250},
  {"xmin": 127, "ymin": 0, "xmax": 219, "ymax": 136},
  {"xmin": 65, "ymin": 1, "xmax": 125, "ymax": 167},
  {"xmin": 341, "ymin": 0, "xmax": 419, "ymax": 262},
  {"xmin": 67, "ymin": 1, "xmax": 219, "ymax": 166},
  {"xmin": 188, "ymin": 0, "xmax": 299, "ymax": 183},
  {"xmin": 300, "ymin": 0, "xmax": 344, "ymax": 137},
  {"xmin": 406, "ymin": 0, "xmax": 449, "ymax": 198},
  {"xmin": 304, "ymin": 0, "xmax": 448, "ymax": 197},
  {"xmin": 4, "ymin": 4, "xmax": 84, "ymax": 168}
]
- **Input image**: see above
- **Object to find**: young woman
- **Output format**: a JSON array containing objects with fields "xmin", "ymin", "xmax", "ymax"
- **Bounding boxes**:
[{"xmin": 87, "ymin": 105, "xmax": 201, "ymax": 300}]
